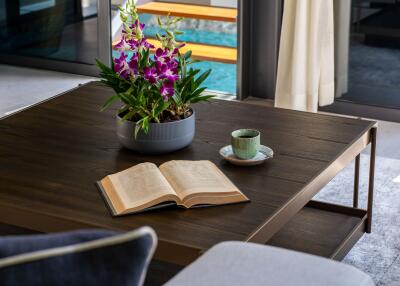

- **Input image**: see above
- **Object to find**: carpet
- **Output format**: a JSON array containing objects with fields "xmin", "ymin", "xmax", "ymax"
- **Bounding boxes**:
[
  {"xmin": 349, "ymin": 43, "xmax": 400, "ymax": 88},
  {"xmin": 340, "ymin": 43, "xmax": 400, "ymax": 109},
  {"xmin": 316, "ymin": 153, "xmax": 400, "ymax": 285}
]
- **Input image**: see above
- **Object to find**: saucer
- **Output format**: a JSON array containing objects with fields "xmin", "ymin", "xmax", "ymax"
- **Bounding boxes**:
[{"xmin": 219, "ymin": 145, "xmax": 273, "ymax": 166}]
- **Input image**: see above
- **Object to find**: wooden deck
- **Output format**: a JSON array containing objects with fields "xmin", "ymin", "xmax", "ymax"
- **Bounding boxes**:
[
  {"xmin": 137, "ymin": 2, "xmax": 237, "ymax": 22},
  {"xmin": 113, "ymin": 38, "xmax": 237, "ymax": 64}
]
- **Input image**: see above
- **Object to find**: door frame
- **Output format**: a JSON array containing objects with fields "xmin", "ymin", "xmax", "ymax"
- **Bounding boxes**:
[{"xmin": 237, "ymin": 0, "xmax": 283, "ymax": 100}]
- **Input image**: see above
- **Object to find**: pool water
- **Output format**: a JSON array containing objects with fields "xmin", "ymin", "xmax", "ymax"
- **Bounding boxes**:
[
  {"xmin": 190, "ymin": 61, "xmax": 236, "ymax": 94},
  {"xmin": 112, "ymin": 14, "xmax": 237, "ymax": 95},
  {"xmin": 138, "ymin": 13, "xmax": 237, "ymax": 48},
  {"xmin": 143, "ymin": 26, "xmax": 237, "ymax": 48}
]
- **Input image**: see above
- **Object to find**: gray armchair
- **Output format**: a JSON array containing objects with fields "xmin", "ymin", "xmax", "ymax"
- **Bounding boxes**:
[{"xmin": 166, "ymin": 241, "xmax": 374, "ymax": 286}]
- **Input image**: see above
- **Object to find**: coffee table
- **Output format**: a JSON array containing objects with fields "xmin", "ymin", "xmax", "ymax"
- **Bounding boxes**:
[{"xmin": 0, "ymin": 82, "xmax": 376, "ymax": 266}]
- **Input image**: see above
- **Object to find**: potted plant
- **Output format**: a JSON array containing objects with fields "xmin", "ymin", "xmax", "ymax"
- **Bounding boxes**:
[{"xmin": 96, "ymin": 0, "xmax": 213, "ymax": 154}]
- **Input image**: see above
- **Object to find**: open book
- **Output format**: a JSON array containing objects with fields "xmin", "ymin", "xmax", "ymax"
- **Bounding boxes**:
[{"xmin": 97, "ymin": 160, "xmax": 249, "ymax": 216}]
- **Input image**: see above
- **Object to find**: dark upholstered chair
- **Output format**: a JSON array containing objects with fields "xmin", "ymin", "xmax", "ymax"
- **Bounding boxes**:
[{"xmin": 0, "ymin": 227, "xmax": 156, "ymax": 286}]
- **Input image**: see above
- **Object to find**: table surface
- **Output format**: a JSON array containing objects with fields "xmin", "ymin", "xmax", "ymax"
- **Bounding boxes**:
[{"xmin": 0, "ymin": 82, "xmax": 375, "ymax": 264}]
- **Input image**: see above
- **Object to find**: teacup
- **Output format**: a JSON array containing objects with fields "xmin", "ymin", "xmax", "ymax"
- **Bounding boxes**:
[{"xmin": 231, "ymin": 129, "xmax": 260, "ymax": 159}]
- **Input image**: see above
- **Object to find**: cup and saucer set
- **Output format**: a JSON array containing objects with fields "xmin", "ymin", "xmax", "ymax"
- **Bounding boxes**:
[{"xmin": 219, "ymin": 129, "xmax": 273, "ymax": 166}]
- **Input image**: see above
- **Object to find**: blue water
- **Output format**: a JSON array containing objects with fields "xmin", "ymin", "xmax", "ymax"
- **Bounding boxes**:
[
  {"xmin": 143, "ymin": 26, "xmax": 237, "ymax": 48},
  {"xmin": 191, "ymin": 61, "xmax": 236, "ymax": 94},
  {"xmin": 139, "ymin": 14, "xmax": 237, "ymax": 48},
  {"xmin": 113, "ymin": 15, "xmax": 237, "ymax": 94}
]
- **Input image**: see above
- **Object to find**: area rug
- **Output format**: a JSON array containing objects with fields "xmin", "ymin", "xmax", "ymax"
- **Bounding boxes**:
[
  {"xmin": 316, "ymin": 153, "xmax": 400, "ymax": 285},
  {"xmin": 341, "ymin": 44, "xmax": 400, "ymax": 109}
]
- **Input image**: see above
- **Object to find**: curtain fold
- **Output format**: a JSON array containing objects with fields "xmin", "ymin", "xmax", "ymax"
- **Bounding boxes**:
[{"xmin": 275, "ymin": 0, "xmax": 335, "ymax": 112}]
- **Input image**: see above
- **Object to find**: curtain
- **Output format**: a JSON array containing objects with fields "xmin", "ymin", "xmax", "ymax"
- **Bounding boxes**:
[
  {"xmin": 275, "ymin": 0, "xmax": 335, "ymax": 112},
  {"xmin": 334, "ymin": 0, "xmax": 351, "ymax": 98}
]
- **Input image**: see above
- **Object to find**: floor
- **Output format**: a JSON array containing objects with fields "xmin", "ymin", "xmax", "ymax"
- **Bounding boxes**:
[
  {"xmin": 1, "ymin": 65, "xmax": 400, "ymax": 285},
  {"xmin": 0, "ymin": 64, "xmax": 94, "ymax": 118}
]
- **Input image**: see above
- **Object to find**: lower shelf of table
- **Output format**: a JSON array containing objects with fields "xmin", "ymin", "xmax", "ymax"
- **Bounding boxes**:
[{"xmin": 267, "ymin": 200, "xmax": 368, "ymax": 261}]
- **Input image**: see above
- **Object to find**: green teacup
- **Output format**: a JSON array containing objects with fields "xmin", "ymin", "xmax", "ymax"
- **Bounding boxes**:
[{"xmin": 231, "ymin": 129, "xmax": 260, "ymax": 159}]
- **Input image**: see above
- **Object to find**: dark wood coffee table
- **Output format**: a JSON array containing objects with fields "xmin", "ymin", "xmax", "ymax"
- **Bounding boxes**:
[{"xmin": 0, "ymin": 82, "xmax": 376, "ymax": 266}]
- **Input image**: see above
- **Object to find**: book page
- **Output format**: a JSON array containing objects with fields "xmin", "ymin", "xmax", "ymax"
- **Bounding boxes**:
[
  {"xmin": 102, "ymin": 162, "xmax": 177, "ymax": 214},
  {"xmin": 159, "ymin": 160, "xmax": 244, "ymax": 202}
]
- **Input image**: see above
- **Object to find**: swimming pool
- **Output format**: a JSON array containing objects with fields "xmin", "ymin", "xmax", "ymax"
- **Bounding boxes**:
[{"xmin": 112, "ymin": 14, "xmax": 237, "ymax": 95}]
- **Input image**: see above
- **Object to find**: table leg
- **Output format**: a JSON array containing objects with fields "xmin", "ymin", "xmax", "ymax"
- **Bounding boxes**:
[
  {"xmin": 353, "ymin": 154, "xmax": 360, "ymax": 208},
  {"xmin": 367, "ymin": 127, "xmax": 377, "ymax": 233}
]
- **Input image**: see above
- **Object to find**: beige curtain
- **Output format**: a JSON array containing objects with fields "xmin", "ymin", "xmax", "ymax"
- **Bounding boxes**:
[
  {"xmin": 334, "ymin": 0, "xmax": 351, "ymax": 98},
  {"xmin": 275, "ymin": 0, "xmax": 335, "ymax": 112}
]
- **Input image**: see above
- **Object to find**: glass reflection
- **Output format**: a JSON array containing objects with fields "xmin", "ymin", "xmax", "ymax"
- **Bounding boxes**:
[{"xmin": 0, "ymin": 0, "xmax": 98, "ymax": 64}]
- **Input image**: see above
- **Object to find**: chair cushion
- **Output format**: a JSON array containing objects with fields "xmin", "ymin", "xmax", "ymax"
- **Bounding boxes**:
[
  {"xmin": 166, "ymin": 241, "xmax": 375, "ymax": 286},
  {"xmin": 0, "ymin": 227, "xmax": 156, "ymax": 286}
]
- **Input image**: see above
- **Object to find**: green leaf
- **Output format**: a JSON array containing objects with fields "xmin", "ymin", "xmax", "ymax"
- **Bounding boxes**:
[
  {"xmin": 183, "ymin": 50, "xmax": 192, "ymax": 60},
  {"xmin": 101, "ymin": 95, "xmax": 119, "ymax": 111},
  {"xmin": 140, "ymin": 49, "xmax": 150, "ymax": 69},
  {"xmin": 121, "ymin": 110, "xmax": 135, "ymax": 121},
  {"xmin": 172, "ymin": 91, "xmax": 183, "ymax": 106},
  {"xmin": 154, "ymin": 98, "xmax": 171, "ymax": 115},
  {"xmin": 189, "ymin": 86, "xmax": 207, "ymax": 98},
  {"xmin": 118, "ymin": 105, "xmax": 129, "ymax": 115},
  {"xmin": 118, "ymin": 92, "xmax": 134, "ymax": 106},
  {"xmin": 194, "ymin": 69, "xmax": 211, "ymax": 88},
  {"xmin": 95, "ymin": 58, "xmax": 112, "ymax": 73},
  {"xmin": 134, "ymin": 116, "xmax": 149, "ymax": 138}
]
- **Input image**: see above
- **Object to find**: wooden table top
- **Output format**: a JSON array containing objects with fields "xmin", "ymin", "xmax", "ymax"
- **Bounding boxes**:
[{"xmin": 0, "ymin": 82, "xmax": 375, "ymax": 264}]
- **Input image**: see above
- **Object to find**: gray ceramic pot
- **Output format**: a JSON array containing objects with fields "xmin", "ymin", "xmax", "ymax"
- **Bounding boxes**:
[{"xmin": 116, "ymin": 110, "xmax": 195, "ymax": 154}]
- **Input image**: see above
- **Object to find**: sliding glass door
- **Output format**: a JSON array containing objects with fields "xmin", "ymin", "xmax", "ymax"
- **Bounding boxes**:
[
  {"xmin": 0, "ymin": 0, "xmax": 110, "ymax": 75},
  {"xmin": 0, "ymin": 0, "xmax": 282, "ymax": 98},
  {"xmin": 334, "ymin": 0, "xmax": 400, "ymax": 109}
]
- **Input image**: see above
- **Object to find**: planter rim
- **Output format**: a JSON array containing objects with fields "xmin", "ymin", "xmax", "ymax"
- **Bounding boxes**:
[{"xmin": 116, "ymin": 108, "xmax": 195, "ymax": 126}]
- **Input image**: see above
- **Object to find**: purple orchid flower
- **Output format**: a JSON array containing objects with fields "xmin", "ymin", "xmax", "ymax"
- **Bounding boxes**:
[
  {"xmin": 144, "ymin": 67, "xmax": 158, "ymax": 84},
  {"xmin": 114, "ymin": 38, "xmax": 132, "ymax": 51},
  {"xmin": 160, "ymin": 80, "xmax": 175, "ymax": 101},
  {"xmin": 167, "ymin": 59, "xmax": 179, "ymax": 69},
  {"xmin": 139, "ymin": 38, "xmax": 155, "ymax": 49},
  {"xmin": 154, "ymin": 48, "xmax": 171, "ymax": 64},
  {"xmin": 128, "ymin": 54, "xmax": 139, "ymax": 75},
  {"xmin": 159, "ymin": 67, "xmax": 179, "ymax": 82},
  {"xmin": 113, "ymin": 52, "xmax": 138, "ymax": 79},
  {"xmin": 127, "ymin": 38, "xmax": 138, "ymax": 49},
  {"xmin": 127, "ymin": 38, "xmax": 154, "ymax": 52},
  {"xmin": 134, "ymin": 20, "xmax": 145, "ymax": 32},
  {"xmin": 173, "ymin": 42, "xmax": 186, "ymax": 52},
  {"xmin": 154, "ymin": 58, "xmax": 179, "ymax": 82},
  {"xmin": 155, "ymin": 61, "xmax": 167, "ymax": 74}
]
